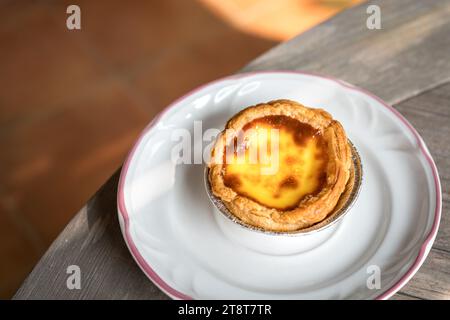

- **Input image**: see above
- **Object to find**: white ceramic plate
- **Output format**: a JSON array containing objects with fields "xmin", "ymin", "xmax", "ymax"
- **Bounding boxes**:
[{"xmin": 117, "ymin": 71, "xmax": 441, "ymax": 300}]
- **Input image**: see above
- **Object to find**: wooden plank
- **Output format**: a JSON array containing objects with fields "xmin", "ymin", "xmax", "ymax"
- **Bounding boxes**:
[
  {"xmin": 14, "ymin": 171, "xmax": 168, "ymax": 300},
  {"xmin": 393, "ymin": 81, "xmax": 450, "ymax": 298},
  {"xmin": 393, "ymin": 82, "xmax": 450, "ymax": 253},
  {"xmin": 390, "ymin": 292, "xmax": 422, "ymax": 300},
  {"xmin": 243, "ymin": 0, "xmax": 450, "ymax": 105},
  {"xmin": 14, "ymin": 0, "xmax": 450, "ymax": 299},
  {"xmin": 398, "ymin": 248, "xmax": 450, "ymax": 300}
]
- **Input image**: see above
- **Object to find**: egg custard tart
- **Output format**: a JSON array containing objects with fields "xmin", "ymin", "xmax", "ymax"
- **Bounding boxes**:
[{"xmin": 208, "ymin": 99, "xmax": 353, "ymax": 232}]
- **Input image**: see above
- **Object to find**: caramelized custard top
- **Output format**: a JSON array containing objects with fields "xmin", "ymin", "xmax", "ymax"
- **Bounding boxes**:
[{"xmin": 223, "ymin": 115, "xmax": 328, "ymax": 210}]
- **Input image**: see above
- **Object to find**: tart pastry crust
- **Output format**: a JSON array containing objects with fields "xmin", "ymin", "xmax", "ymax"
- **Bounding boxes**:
[{"xmin": 208, "ymin": 99, "xmax": 352, "ymax": 232}]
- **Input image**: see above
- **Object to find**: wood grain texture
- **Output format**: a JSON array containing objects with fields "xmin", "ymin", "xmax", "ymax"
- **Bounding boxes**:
[
  {"xmin": 394, "ymin": 83, "xmax": 450, "ymax": 254},
  {"xmin": 14, "ymin": 171, "xmax": 168, "ymax": 300},
  {"xmin": 14, "ymin": 0, "xmax": 450, "ymax": 299},
  {"xmin": 398, "ymin": 248, "xmax": 450, "ymax": 300},
  {"xmin": 390, "ymin": 82, "xmax": 450, "ymax": 300},
  {"xmin": 244, "ymin": 0, "xmax": 450, "ymax": 105}
]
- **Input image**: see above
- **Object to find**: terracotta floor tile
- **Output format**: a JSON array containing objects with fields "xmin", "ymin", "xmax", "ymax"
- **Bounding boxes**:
[
  {"xmin": 200, "ymin": 0, "xmax": 363, "ymax": 41},
  {"xmin": 130, "ymin": 30, "xmax": 274, "ymax": 111},
  {"xmin": 48, "ymin": 0, "xmax": 273, "ymax": 73},
  {"xmin": 0, "ymin": 0, "xmax": 279, "ymax": 297},
  {"xmin": 0, "ymin": 80, "xmax": 150, "ymax": 244},
  {"xmin": 0, "ymin": 3, "xmax": 108, "ymax": 126},
  {"xmin": 0, "ymin": 1, "xmax": 44, "ymax": 29}
]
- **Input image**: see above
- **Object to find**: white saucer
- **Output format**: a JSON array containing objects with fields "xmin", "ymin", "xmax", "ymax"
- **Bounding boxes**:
[{"xmin": 117, "ymin": 71, "xmax": 441, "ymax": 299}]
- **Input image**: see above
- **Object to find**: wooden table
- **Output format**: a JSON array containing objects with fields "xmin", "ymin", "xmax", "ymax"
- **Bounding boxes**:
[{"xmin": 14, "ymin": 0, "xmax": 450, "ymax": 300}]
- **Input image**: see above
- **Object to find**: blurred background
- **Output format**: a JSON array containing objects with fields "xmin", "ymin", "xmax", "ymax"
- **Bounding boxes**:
[{"xmin": 0, "ymin": 0, "xmax": 362, "ymax": 298}]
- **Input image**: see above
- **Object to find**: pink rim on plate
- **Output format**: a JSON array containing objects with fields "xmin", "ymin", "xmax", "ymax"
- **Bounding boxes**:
[{"xmin": 117, "ymin": 71, "xmax": 442, "ymax": 300}]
